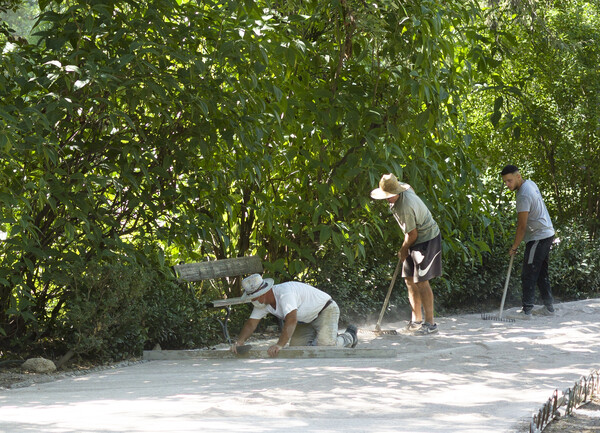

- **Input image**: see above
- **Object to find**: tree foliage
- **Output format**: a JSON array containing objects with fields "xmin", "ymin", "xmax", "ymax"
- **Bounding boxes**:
[
  {"xmin": 1, "ymin": 0, "xmax": 598, "ymax": 356},
  {"xmin": 0, "ymin": 0, "xmax": 38, "ymax": 39},
  {"xmin": 466, "ymin": 0, "xmax": 600, "ymax": 234}
]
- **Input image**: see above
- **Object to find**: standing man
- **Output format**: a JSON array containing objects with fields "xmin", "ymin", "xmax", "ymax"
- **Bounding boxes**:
[
  {"xmin": 231, "ymin": 274, "xmax": 358, "ymax": 357},
  {"xmin": 371, "ymin": 174, "xmax": 442, "ymax": 335},
  {"xmin": 501, "ymin": 165, "xmax": 555, "ymax": 319}
]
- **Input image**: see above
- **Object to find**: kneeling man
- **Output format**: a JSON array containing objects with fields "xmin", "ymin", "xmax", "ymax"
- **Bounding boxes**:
[{"xmin": 231, "ymin": 274, "xmax": 358, "ymax": 357}]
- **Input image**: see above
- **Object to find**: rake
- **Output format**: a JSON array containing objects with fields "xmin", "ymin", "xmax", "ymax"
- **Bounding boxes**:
[
  {"xmin": 373, "ymin": 257, "xmax": 402, "ymax": 335},
  {"xmin": 481, "ymin": 255, "xmax": 516, "ymax": 323}
]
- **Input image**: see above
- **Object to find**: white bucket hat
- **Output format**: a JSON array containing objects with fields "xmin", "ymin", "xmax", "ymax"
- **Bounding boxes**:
[
  {"xmin": 370, "ymin": 173, "xmax": 410, "ymax": 199},
  {"xmin": 241, "ymin": 274, "xmax": 274, "ymax": 300}
]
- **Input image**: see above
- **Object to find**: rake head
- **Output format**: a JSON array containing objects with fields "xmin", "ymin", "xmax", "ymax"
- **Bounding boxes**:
[
  {"xmin": 481, "ymin": 313, "xmax": 515, "ymax": 323},
  {"xmin": 366, "ymin": 328, "xmax": 398, "ymax": 335}
]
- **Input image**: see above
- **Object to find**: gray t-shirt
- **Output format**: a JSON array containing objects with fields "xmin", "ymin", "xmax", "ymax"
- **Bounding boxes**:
[
  {"xmin": 390, "ymin": 189, "xmax": 440, "ymax": 245},
  {"xmin": 516, "ymin": 179, "xmax": 555, "ymax": 242}
]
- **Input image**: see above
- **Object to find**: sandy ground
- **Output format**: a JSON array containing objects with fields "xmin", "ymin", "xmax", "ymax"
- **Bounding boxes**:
[{"xmin": 0, "ymin": 298, "xmax": 599, "ymax": 433}]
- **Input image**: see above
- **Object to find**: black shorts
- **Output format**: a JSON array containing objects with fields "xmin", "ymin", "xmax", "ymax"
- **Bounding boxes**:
[{"xmin": 402, "ymin": 233, "xmax": 442, "ymax": 282}]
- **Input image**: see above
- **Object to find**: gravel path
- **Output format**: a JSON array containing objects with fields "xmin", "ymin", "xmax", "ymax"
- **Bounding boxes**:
[{"xmin": 1, "ymin": 299, "xmax": 599, "ymax": 433}]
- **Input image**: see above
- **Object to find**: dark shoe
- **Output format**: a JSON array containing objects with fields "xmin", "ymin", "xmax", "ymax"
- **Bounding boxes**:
[
  {"xmin": 413, "ymin": 322, "xmax": 438, "ymax": 335},
  {"xmin": 345, "ymin": 325, "xmax": 358, "ymax": 348},
  {"xmin": 532, "ymin": 306, "xmax": 555, "ymax": 316}
]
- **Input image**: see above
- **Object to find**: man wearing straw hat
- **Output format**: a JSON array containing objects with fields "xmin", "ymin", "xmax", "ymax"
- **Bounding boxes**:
[
  {"xmin": 371, "ymin": 173, "xmax": 442, "ymax": 335},
  {"xmin": 231, "ymin": 274, "xmax": 358, "ymax": 357}
]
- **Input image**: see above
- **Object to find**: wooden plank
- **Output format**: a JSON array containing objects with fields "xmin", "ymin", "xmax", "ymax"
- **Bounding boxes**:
[
  {"xmin": 174, "ymin": 256, "xmax": 263, "ymax": 282},
  {"xmin": 212, "ymin": 297, "xmax": 247, "ymax": 307},
  {"xmin": 143, "ymin": 347, "xmax": 397, "ymax": 360}
]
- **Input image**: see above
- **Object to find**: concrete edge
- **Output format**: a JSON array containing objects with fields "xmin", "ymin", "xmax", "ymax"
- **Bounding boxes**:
[{"xmin": 143, "ymin": 347, "xmax": 397, "ymax": 360}]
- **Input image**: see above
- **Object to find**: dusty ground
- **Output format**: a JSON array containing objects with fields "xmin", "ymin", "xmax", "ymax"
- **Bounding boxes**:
[
  {"xmin": 2, "ymin": 363, "xmax": 597, "ymax": 432},
  {"xmin": 0, "ymin": 359, "xmax": 146, "ymax": 390},
  {"xmin": 1, "ymin": 300, "xmax": 599, "ymax": 432}
]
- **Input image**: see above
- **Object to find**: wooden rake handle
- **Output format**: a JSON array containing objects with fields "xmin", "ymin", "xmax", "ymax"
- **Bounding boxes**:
[{"xmin": 375, "ymin": 257, "xmax": 403, "ymax": 331}]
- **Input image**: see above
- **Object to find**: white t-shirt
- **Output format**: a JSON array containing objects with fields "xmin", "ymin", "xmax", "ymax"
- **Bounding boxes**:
[
  {"xmin": 249, "ymin": 281, "xmax": 331, "ymax": 323},
  {"xmin": 516, "ymin": 179, "xmax": 555, "ymax": 242}
]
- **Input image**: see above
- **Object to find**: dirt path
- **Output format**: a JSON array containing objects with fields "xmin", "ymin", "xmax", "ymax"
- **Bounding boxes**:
[{"xmin": 0, "ymin": 299, "xmax": 598, "ymax": 432}]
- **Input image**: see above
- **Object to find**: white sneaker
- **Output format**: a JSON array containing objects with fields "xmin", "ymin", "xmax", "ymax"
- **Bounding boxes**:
[
  {"xmin": 506, "ymin": 309, "xmax": 532, "ymax": 320},
  {"xmin": 532, "ymin": 306, "xmax": 555, "ymax": 316}
]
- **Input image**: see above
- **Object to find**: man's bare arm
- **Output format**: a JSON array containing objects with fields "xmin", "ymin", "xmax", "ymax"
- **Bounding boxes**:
[
  {"xmin": 399, "ymin": 228, "xmax": 418, "ymax": 262},
  {"xmin": 267, "ymin": 309, "xmax": 298, "ymax": 357},
  {"xmin": 231, "ymin": 318, "xmax": 260, "ymax": 353},
  {"xmin": 510, "ymin": 211, "xmax": 529, "ymax": 255}
]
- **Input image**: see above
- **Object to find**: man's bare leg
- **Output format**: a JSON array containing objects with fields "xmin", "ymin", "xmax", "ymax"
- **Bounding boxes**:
[
  {"xmin": 405, "ymin": 278, "xmax": 423, "ymax": 322},
  {"xmin": 416, "ymin": 280, "xmax": 434, "ymax": 324}
]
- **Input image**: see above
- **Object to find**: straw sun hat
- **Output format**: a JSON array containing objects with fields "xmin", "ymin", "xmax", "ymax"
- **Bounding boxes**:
[
  {"xmin": 370, "ymin": 173, "xmax": 410, "ymax": 199},
  {"xmin": 240, "ymin": 274, "xmax": 274, "ymax": 300}
]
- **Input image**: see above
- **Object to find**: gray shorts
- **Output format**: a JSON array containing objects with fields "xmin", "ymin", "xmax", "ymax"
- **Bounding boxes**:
[{"xmin": 402, "ymin": 233, "xmax": 442, "ymax": 282}]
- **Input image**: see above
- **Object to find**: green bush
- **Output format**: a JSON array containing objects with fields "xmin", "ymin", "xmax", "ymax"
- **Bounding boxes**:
[
  {"xmin": 304, "ymin": 250, "xmax": 410, "ymax": 324},
  {"xmin": 435, "ymin": 242, "xmax": 523, "ymax": 313},
  {"xmin": 550, "ymin": 224, "xmax": 600, "ymax": 300},
  {"xmin": 141, "ymin": 270, "xmax": 223, "ymax": 351},
  {"xmin": 56, "ymin": 257, "xmax": 225, "ymax": 361},
  {"xmin": 57, "ymin": 260, "xmax": 149, "ymax": 360}
]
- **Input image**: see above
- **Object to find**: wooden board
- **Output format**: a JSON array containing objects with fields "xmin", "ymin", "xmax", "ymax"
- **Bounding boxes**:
[
  {"xmin": 143, "ymin": 347, "xmax": 397, "ymax": 360},
  {"xmin": 174, "ymin": 256, "xmax": 263, "ymax": 282},
  {"xmin": 212, "ymin": 297, "xmax": 247, "ymax": 307}
]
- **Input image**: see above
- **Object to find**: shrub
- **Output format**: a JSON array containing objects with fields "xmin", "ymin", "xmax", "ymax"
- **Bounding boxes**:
[
  {"xmin": 57, "ymin": 260, "xmax": 149, "ymax": 360},
  {"xmin": 57, "ymin": 257, "xmax": 225, "ymax": 361},
  {"xmin": 550, "ymin": 224, "xmax": 600, "ymax": 299},
  {"xmin": 141, "ymin": 269, "xmax": 223, "ymax": 351},
  {"xmin": 435, "ymin": 242, "xmax": 524, "ymax": 313},
  {"xmin": 304, "ymin": 251, "xmax": 410, "ymax": 324}
]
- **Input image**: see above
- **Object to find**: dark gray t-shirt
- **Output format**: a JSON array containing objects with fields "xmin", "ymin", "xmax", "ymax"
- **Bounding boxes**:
[
  {"xmin": 516, "ymin": 179, "xmax": 554, "ymax": 242},
  {"xmin": 390, "ymin": 189, "xmax": 440, "ymax": 245}
]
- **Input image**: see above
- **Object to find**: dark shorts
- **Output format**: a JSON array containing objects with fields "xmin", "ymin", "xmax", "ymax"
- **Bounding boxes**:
[{"xmin": 402, "ymin": 233, "xmax": 442, "ymax": 282}]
